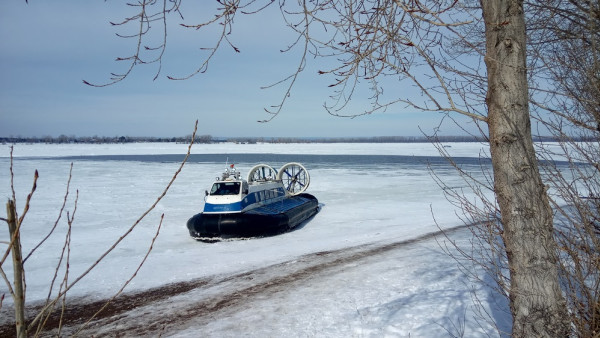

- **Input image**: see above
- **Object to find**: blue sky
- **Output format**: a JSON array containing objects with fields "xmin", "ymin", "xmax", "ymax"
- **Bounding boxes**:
[{"xmin": 0, "ymin": 1, "xmax": 480, "ymax": 138}]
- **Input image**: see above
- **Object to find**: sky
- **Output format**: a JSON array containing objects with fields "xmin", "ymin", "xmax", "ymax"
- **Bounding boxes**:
[{"xmin": 0, "ymin": 1, "xmax": 481, "ymax": 139}]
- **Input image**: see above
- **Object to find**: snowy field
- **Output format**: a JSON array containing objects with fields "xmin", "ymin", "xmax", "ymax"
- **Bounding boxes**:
[{"xmin": 0, "ymin": 142, "xmax": 512, "ymax": 337}]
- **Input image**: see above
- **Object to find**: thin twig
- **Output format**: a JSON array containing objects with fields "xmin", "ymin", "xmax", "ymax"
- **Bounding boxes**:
[{"xmin": 27, "ymin": 120, "xmax": 198, "ymax": 332}]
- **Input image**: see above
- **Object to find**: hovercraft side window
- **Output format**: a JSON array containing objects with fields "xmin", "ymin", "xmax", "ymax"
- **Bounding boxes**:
[{"xmin": 210, "ymin": 182, "xmax": 241, "ymax": 195}]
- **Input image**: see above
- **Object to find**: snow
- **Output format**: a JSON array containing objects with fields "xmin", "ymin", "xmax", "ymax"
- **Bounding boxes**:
[
  {"xmin": 4, "ymin": 141, "xmax": 489, "ymax": 158},
  {"xmin": 0, "ymin": 142, "xmax": 510, "ymax": 336}
]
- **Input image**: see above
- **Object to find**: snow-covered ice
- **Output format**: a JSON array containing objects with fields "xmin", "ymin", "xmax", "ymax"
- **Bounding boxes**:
[
  {"xmin": 5, "ymin": 141, "xmax": 489, "ymax": 158},
  {"xmin": 0, "ymin": 142, "xmax": 510, "ymax": 336}
]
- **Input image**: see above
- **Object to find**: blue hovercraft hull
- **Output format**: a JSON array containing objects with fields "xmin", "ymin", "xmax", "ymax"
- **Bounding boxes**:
[{"xmin": 187, "ymin": 193, "xmax": 318, "ymax": 240}]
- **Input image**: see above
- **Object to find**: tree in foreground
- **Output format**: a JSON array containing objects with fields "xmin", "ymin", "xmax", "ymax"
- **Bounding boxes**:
[
  {"xmin": 528, "ymin": 0, "xmax": 600, "ymax": 334},
  {"xmin": 82, "ymin": 0, "xmax": 600, "ymax": 335}
]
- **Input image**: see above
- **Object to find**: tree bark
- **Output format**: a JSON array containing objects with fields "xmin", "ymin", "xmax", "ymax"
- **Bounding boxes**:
[
  {"xmin": 6, "ymin": 199, "xmax": 26, "ymax": 338},
  {"xmin": 480, "ymin": 0, "xmax": 570, "ymax": 336}
]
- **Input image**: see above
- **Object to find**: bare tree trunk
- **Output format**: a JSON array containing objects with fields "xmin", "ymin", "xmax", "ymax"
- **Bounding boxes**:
[
  {"xmin": 6, "ymin": 199, "xmax": 26, "ymax": 338},
  {"xmin": 480, "ymin": 0, "xmax": 569, "ymax": 336}
]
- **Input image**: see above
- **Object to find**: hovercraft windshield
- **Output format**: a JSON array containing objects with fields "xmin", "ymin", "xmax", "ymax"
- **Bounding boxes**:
[{"xmin": 210, "ymin": 182, "xmax": 241, "ymax": 196}]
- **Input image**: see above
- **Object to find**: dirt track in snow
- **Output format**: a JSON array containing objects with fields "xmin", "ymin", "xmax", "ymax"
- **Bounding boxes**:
[{"xmin": 0, "ymin": 226, "xmax": 466, "ymax": 337}]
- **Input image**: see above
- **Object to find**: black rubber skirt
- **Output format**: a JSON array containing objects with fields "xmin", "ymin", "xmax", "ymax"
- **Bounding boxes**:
[{"xmin": 187, "ymin": 193, "xmax": 318, "ymax": 239}]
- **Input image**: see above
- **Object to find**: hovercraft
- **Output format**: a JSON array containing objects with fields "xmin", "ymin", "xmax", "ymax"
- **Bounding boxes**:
[{"xmin": 187, "ymin": 162, "xmax": 319, "ymax": 240}]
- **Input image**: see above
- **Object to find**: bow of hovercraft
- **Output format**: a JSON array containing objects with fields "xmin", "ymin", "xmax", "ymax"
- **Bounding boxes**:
[{"xmin": 186, "ymin": 163, "xmax": 319, "ymax": 241}]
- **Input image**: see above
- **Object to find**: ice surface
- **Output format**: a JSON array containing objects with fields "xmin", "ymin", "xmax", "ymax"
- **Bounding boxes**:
[
  {"xmin": 0, "ymin": 142, "xmax": 509, "ymax": 336},
  {"xmin": 3, "ymin": 141, "xmax": 490, "ymax": 158}
]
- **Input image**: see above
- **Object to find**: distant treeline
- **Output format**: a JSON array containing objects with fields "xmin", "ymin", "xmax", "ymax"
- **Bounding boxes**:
[
  {"xmin": 228, "ymin": 135, "xmax": 490, "ymax": 143},
  {"xmin": 0, "ymin": 134, "xmax": 579, "ymax": 144},
  {"xmin": 0, "ymin": 135, "xmax": 214, "ymax": 144}
]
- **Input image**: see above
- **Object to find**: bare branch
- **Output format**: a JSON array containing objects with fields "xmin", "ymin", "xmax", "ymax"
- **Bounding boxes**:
[
  {"xmin": 74, "ymin": 213, "xmax": 164, "ymax": 335},
  {"xmin": 1, "ymin": 170, "xmax": 38, "ymax": 269},
  {"xmin": 24, "ymin": 163, "xmax": 74, "ymax": 264},
  {"xmin": 27, "ymin": 120, "xmax": 198, "ymax": 331}
]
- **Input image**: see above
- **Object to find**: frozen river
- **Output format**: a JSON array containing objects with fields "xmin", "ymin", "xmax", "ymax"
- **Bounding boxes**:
[{"xmin": 1, "ymin": 142, "xmax": 510, "ymax": 336}]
